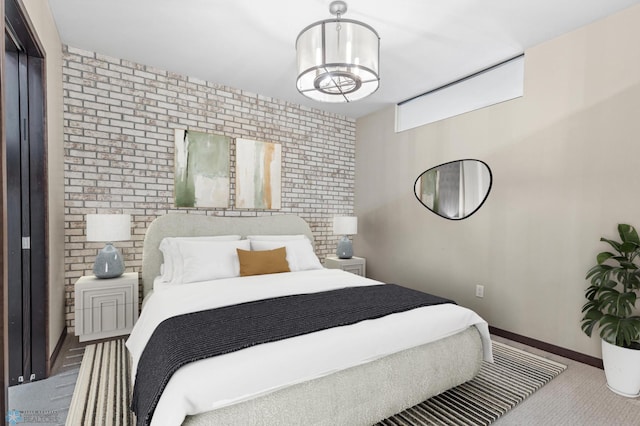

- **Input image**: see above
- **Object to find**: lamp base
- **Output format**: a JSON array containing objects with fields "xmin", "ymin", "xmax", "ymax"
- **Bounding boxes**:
[
  {"xmin": 94, "ymin": 243, "xmax": 125, "ymax": 279},
  {"xmin": 336, "ymin": 236, "xmax": 353, "ymax": 259}
]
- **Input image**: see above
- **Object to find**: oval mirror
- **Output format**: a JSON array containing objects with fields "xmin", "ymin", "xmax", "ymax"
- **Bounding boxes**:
[{"xmin": 413, "ymin": 159, "xmax": 492, "ymax": 220}]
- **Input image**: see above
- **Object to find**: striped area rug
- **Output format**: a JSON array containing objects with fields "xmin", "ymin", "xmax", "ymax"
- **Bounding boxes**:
[
  {"xmin": 377, "ymin": 341, "xmax": 567, "ymax": 425},
  {"xmin": 67, "ymin": 340, "xmax": 565, "ymax": 426},
  {"xmin": 67, "ymin": 339, "xmax": 133, "ymax": 425}
]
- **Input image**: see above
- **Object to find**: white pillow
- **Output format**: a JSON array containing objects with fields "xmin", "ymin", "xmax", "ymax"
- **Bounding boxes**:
[
  {"xmin": 177, "ymin": 239, "xmax": 250, "ymax": 284},
  {"xmin": 246, "ymin": 234, "xmax": 308, "ymax": 241},
  {"xmin": 159, "ymin": 235, "xmax": 242, "ymax": 282},
  {"xmin": 250, "ymin": 239, "xmax": 322, "ymax": 272},
  {"xmin": 159, "ymin": 240, "xmax": 175, "ymax": 282}
]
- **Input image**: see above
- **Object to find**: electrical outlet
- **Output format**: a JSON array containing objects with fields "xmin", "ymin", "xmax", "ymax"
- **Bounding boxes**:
[{"xmin": 475, "ymin": 285, "xmax": 484, "ymax": 298}]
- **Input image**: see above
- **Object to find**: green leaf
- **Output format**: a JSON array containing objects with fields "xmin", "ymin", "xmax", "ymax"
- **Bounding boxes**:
[
  {"xmin": 627, "ymin": 275, "xmax": 640, "ymax": 289},
  {"xmin": 597, "ymin": 252, "xmax": 615, "ymax": 264},
  {"xmin": 619, "ymin": 261, "xmax": 637, "ymax": 269},
  {"xmin": 584, "ymin": 286, "xmax": 599, "ymax": 301},
  {"xmin": 586, "ymin": 264, "xmax": 612, "ymax": 280},
  {"xmin": 581, "ymin": 320, "xmax": 596, "ymax": 337},
  {"xmin": 581, "ymin": 306, "xmax": 603, "ymax": 319},
  {"xmin": 599, "ymin": 315, "xmax": 622, "ymax": 345},
  {"xmin": 619, "ymin": 242, "xmax": 639, "ymax": 254},
  {"xmin": 601, "ymin": 237, "xmax": 622, "ymax": 254},
  {"xmin": 600, "ymin": 315, "xmax": 640, "ymax": 347},
  {"xmin": 624, "ymin": 291, "xmax": 637, "ymax": 306},
  {"xmin": 598, "ymin": 288, "xmax": 634, "ymax": 316},
  {"xmin": 612, "ymin": 256, "xmax": 631, "ymax": 264},
  {"xmin": 619, "ymin": 224, "xmax": 640, "ymax": 245}
]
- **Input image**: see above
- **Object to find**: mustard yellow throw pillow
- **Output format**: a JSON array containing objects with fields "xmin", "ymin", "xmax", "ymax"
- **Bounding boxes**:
[{"xmin": 237, "ymin": 247, "xmax": 290, "ymax": 277}]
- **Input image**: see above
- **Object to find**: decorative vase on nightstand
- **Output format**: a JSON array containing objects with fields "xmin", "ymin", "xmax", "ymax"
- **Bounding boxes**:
[
  {"xmin": 336, "ymin": 236, "xmax": 353, "ymax": 259},
  {"xmin": 93, "ymin": 243, "xmax": 125, "ymax": 278}
]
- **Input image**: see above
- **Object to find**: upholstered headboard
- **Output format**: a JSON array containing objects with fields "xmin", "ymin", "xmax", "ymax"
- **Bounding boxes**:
[{"xmin": 141, "ymin": 214, "xmax": 315, "ymax": 297}]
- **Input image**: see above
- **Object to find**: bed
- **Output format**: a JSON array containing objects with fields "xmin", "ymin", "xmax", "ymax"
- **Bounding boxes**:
[{"xmin": 126, "ymin": 214, "xmax": 492, "ymax": 426}]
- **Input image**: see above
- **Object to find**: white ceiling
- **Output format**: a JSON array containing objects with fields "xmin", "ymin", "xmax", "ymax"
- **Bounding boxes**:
[{"xmin": 48, "ymin": 0, "xmax": 640, "ymax": 119}]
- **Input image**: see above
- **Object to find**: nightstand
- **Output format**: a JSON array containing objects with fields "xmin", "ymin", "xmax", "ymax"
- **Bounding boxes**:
[
  {"xmin": 74, "ymin": 272, "xmax": 139, "ymax": 342},
  {"xmin": 325, "ymin": 256, "xmax": 366, "ymax": 277}
]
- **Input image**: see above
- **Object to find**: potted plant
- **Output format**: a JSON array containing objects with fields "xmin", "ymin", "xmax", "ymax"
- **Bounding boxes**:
[{"xmin": 581, "ymin": 224, "xmax": 640, "ymax": 397}]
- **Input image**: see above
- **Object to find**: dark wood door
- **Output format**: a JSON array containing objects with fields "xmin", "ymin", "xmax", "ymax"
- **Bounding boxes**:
[
  {"xmin": 5, "ymin": 25, "xmax": 29, "ymax": 386},
  {"xmin": 4, "ymin": 0, "xmax": 47, "ymax": 386}
]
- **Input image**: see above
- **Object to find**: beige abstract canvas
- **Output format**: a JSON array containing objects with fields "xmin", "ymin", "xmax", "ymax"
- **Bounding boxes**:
[{"xmin": 235, "ymin": 138, "xmax": 281, "ymax": 209}]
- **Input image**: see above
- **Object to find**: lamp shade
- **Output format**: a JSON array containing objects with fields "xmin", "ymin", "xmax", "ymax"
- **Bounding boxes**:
[
  {"xmin": 296, "ymin": 1, "xmax": 380, "ymax": 103},
  {"xmin": 86, "ymin": 214, "xmax": 131, "ymax": 242},
  {"xmin": 333, "ymin": 216, "xmax": 358, "ymax": 235}
]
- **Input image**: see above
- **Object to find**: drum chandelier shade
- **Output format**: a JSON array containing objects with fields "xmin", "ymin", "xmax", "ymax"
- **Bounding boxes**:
[{"xmin": 296, "ymin": 1, "xmax": 380, "ymax": 103}]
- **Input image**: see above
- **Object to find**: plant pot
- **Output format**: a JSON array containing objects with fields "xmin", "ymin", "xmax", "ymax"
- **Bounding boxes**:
[{"xmin": 601, "ymin": 339, "xmax": 640, "ymax": 397}]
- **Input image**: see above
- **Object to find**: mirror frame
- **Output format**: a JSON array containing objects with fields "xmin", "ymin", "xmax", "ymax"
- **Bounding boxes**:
[{"xmin": 413, "ymin": 159, "xmax": 493, "ymax": 220}]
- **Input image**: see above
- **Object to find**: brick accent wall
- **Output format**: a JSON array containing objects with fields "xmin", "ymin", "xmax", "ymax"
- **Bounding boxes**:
[{"xmin": 63, "ymin": 46, "xmax": 356, "ymax": 331}]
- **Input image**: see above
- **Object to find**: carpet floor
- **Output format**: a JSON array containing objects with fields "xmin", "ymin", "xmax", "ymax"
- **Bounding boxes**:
[
  {"xmin": 7, "ymin": 343, "xmax": 85, "ymax": 426},
  {"xmin": 66, "ymin": 339, "xmax": 565, "ymax": 426}
]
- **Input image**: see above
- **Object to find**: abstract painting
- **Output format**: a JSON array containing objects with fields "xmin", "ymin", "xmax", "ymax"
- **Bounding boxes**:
[
  {"xmin": 235, "ymin": 138, "xmax": 282, "ymax": 209},
  {"xmin": 174, "ymin": 129, "xmax": 230, "ymax": 208}
]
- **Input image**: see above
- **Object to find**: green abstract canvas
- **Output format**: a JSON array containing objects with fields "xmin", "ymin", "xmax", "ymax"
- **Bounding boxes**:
[{"xmin": 174, "ymin": 129, "xmax": 230, "ymax": 208}]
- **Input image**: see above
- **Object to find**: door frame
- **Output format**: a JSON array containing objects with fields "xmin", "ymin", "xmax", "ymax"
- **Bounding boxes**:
[
  {"xmin": 1, "ymin": 0, "xmax": 6, "ymax": 416},
  {"xmin": 2, "ymin": 0, "xmax": 49, "ymax": 394}
]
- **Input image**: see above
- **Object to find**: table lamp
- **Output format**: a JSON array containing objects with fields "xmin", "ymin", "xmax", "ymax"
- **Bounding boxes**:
[
  {"xmin": 86, "ymin": 214, "xmax": 131, "ymax": 278},
  {"xmin": 333, "ymin": 216, "xmax": 358, "ymax": 259}
]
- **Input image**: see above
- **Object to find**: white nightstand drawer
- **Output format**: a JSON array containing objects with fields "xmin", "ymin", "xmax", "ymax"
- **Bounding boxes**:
[
  {"xmin": 81, "ymin": 291, "xmax": 132, "ymax": 336},
  {"xmin": 325, "ymin": 256, "xmax": 366, "ymax": 277}
]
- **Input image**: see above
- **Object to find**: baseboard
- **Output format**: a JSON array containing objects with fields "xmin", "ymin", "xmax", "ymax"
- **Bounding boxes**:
[
  {"xmin": 489, "ymin": 326, "xmax": 603, "ymax": 369},
  {"xmin": 49, "ymin": 327, "xmax": 68, "ymax": 375}
]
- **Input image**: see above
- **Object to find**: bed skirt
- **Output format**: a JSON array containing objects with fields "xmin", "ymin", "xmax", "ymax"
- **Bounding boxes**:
[{"xmin": 182, "ymin": 325, "xmax": 483, "ymax": 426}]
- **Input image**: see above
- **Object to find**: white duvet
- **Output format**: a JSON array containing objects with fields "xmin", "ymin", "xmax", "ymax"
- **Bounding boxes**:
[{"xmin": 126, "ymin": 269, "xmax": 492, "ymax": 426}]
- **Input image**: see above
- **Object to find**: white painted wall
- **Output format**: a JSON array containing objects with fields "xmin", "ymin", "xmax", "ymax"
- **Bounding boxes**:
[
  {"xmin": 355, "ymin": 4, "xmax": 640, "ymax": 358},
  {"xmin": 21, "ymin": 0, "xmax": 66, "ymax": 357}
]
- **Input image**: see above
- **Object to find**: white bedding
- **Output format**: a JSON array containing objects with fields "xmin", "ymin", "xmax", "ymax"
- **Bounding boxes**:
[{"xmin": 126, "ymin": 268, "xmax": 492, "ymax": 426}]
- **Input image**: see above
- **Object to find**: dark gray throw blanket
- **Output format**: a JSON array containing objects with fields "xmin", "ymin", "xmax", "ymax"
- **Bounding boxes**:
[{"xmin": 131, "ymin": 284, "xmax": 455, "ymax": 426}]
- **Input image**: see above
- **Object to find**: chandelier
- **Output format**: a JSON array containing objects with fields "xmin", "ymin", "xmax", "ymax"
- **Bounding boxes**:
[{"xmin": 296, "ymin": 1, "xmax": 380, "ymax": 103}]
